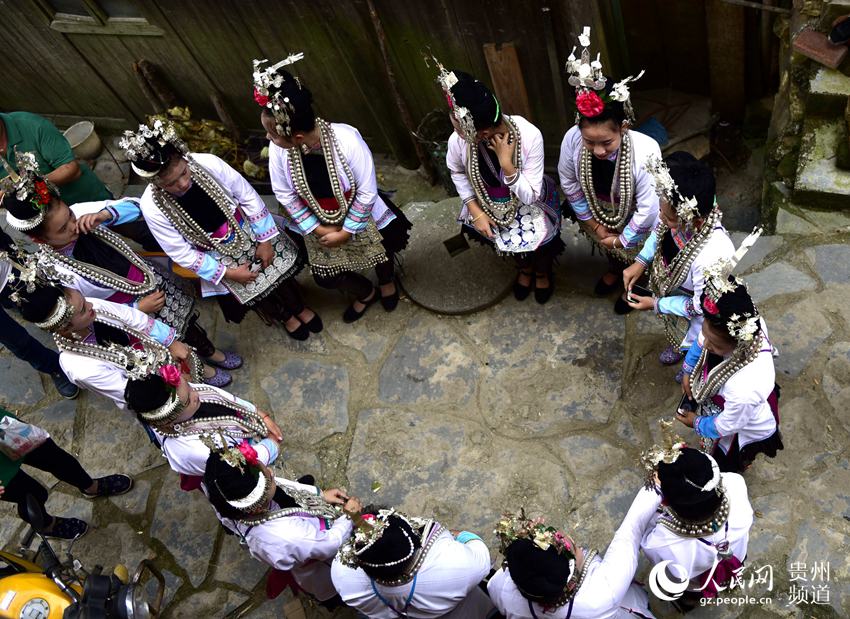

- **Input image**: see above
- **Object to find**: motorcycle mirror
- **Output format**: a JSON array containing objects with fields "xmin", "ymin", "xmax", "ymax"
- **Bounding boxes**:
[{"xmin": 24, "ymin": 494, "xmax": 48, "ymax": 532}]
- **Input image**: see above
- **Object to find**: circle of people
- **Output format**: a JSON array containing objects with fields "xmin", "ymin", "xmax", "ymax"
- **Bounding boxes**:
[{"xmin": 0, "ymin": 27, "xmax": 783, "ymax": 619}]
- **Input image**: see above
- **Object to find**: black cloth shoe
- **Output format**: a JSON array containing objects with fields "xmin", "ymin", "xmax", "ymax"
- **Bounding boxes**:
[
  {"xmin": 297, "ymin": 475, "xmax": 316, "ymax": 486},
  {"xmin": 829, "ymin": 16, "xmax": 850, "ymax": 45},
  {"xmin": 594, "ymin": 275, "xmax": 619, "ymax": 297},
  {"xmin": 614, "ymin": 296, "xmax": 634, "ymax": 315},
  {"xmin": 44, "ymin": 517, "xmax": 88, "ymax": 540},
  {"xmin": 513, "ymin": 271, "xmax": 533, "ymax": 301},
  {"xmin": 82, "ymin": 474, "xmax": 133, "ymax": 499},
  {"xmin": 301, "ymin": 313, "xmax": 324, "ymax": 334},
  {"xmin": 284, "ymin": 322, "xmax": 310, "ymax": 341},
  {"xmin": 343, "ymin": 288, "xmax": 379, "ymax": 323},
  {"xmin": 534, "ymin": 273, "xmax": 555, "ymax": 305},
  {"xmin": 380, "ymin": 284, "xmax": 400, "ymax": 312},
  {"xmin": 51, "ymin": 372, "xmax": 79, "ymax": 399}
]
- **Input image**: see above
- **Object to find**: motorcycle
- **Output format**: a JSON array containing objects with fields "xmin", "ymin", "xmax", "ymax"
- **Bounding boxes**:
[{"xmin": 0, "ymin": 495, "xmax": 164, "ymax": 618}]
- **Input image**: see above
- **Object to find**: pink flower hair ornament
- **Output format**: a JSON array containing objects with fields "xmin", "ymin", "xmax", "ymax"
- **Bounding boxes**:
[
  {"xmin": 703, "ymin": 297, "xmax": 720, "ymax": 316},
  {"xmin": 576, "ymin": 90, "xmax": 605, "ymax": 118},
  {"xmin": 158, "ymin": 364, "xmax": 182, "ymax": 388},
  {"xmin": 237, "ymin": 440, "xmax": 260, "ymax": 467}
]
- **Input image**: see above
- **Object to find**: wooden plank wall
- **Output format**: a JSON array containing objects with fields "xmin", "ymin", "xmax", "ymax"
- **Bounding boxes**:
[{"xmin": 0, "ymin": 0, "xmax": 777, "ymax": 166}]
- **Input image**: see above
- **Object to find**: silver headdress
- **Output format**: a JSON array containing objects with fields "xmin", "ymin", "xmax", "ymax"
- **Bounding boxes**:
[
  {"xmin": 337, "ymin": 508, "xmax": 432, "ymax": 569},
  {"xmin": 1, "ymin": 150, "xmax": 60, "ymax": 231},
  {"xmin": 565, "ymin": 26, "xmax": 643, "ymax": 124},
  {"xmin": 644, "ymin": 154, "xmax": 700, "ymax": 223},
  {"xmin": 428, "ymin": 54, "xmax": 477, "ymax": 145},
  {"xmin": 252, "ymin": 53, "xmax": 305, "ymax": 137},
  {"xmin": 2, "ymin": 246, "xmax": 75, "ymax": 329},
  {"xmin": 200, "ymin": 432, "xmax": 270, "ymax": 512},
  {"xmin": 119, "ymin": 119, "xmax": 187, "ymax": 178},
  {"xmin": 139, "ymin": 391, "xmax": 183, "ymax": 426},
  {"xmin": 702, "ymin": 227, "xmax": 762, "ymax": 306},
  {"xmin": 640, "ymin": 419, "xmax": 688, "ymax": 489}
]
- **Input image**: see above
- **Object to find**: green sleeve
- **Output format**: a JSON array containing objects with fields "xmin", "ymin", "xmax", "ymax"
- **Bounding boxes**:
[{"xmin": 32, "ymin": 114, "xmax": 76, "ymax": 169}]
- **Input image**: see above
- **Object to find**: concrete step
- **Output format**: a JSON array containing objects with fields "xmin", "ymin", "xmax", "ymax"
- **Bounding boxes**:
[
  {"xmin": 793, "ymin": 117, "xmax": 850, "ymax": 209},
  {"xmin": 776, "ymin": 202, "xmax": 850, "ymax": 234},
  {"xmin": 807, "ymin": 66, "xmax": 850, "ymax": 116}
]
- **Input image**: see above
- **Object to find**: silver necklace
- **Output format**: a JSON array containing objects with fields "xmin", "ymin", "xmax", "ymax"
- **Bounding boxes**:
[
  {"xmin": 288, "ymin": 118, "xmax": 357, "ymax": 225},
  {"xmin": 151, "ymin": 156, "xmax": 253, "ymax": 258},
  {"xmin": 578, "ymin": 131, "xmax": 634, "ymax": 229},
  {"xmin": 690, "ymin": 334, "xmax": 763, "ymax": 404},
  {"xmin": 164, "ymin": 385, "xmax": 267, "ymax": 438},
  {"xmin": 658, "ymin": 492, "xmax": 730, "ymax": 538},
  {"xmin": 466, "ymin": 115, "xmax": 522, "ymax": 227},
  {"xmin": 44, "ymin": 227, "xmax": 157, "ymax": 296}
]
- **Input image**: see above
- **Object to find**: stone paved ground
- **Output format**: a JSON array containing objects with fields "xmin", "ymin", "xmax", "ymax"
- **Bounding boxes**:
[{"xmin": 1, "ymin": 206, "xmax": 849, "ymax": 618}]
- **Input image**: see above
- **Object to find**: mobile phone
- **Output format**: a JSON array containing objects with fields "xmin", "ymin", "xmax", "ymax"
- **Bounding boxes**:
[
  {"xmin": 677, "ymin": 393, "xmax": 697, "ymax": 415},
  {"xmin": 249, "ymin": 259, "xmax": 263, "ymax": 273},
  {"xmin": 630, "ymin": 284, "xmax": 653, "ymax": 298}
]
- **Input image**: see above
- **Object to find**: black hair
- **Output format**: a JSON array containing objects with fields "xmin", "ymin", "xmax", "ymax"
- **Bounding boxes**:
[
  {"xmin": 658, "ymin": 447, "xmax": 723, "ymax": 521},
  {"xmin": 3, "ymin": 190, "xmax": 61, "ymax": 237},
  {"xmin": 124, "ymin": 374, "xmax": 170, "ymax": 414},
  {"xmin": 355, "ymin": 514, "xmax": 423, "ymax": 581},
  {"xmin": 133, "ymin": 142, "xmax": 183, "ymax": 177},
  {"xmin": 505, "ymin": 538, "xmax": 574, "ymax": 606},
  {"xmin": 700, "ymin": 280, "xmax": 759, "ymax": 340},
  {"xmin": 577, "ymin": 79, "xmax": 627, "ymax": 129},
  {"xmin": 264, "ymin": 70, "xmax": 316, "ymax": 134},
  {"xmin": 203, "ymin": 452, "xmax": 263, "ymax": 520},
  {"xmin": 18, "ymin": 282, "xmax": 64, "ymax": 325},
  {"xmin": 449, "ymin": 70, "xmax": 502, "ymax": 130},
  {"xmin": 666, "ymin": 151, "xmax": 716, "ymax": 218}
]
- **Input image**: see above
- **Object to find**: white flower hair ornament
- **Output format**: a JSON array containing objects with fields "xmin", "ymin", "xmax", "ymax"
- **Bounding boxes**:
[
  {"xmin": 252, "ymin": 53, "xmax": 306, "ymax": 137},
  {"xmin": 119, "ymin": 119, "xmax": 187, "ymax": 178},
  {"xmin": 644, "ymin": 154, "xmax": 700, "ymax": 224},
  {"xmin": 726, "ymin": 312, "xmax": 760, "ymax": 342}
]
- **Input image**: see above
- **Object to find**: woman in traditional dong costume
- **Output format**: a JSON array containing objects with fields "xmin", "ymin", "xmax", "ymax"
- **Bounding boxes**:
[
  {"xmin": 122, "ymin": 120, "xmax": 322, "ymax": 341},
  {"xmin": 640, "ymin": 440, "xmax": 753, "ymax": 611},
  {"xmin": 676, "ymin": 249, "xmax": 783, "ymax": 473},
  {"xmin": 558, "ymin": 27, "xmax": 660, "ymax": 314},
  {"xmin": 18, "ymin": 279, "xmax": 197, "ymax": 412},
  {"xmin": 434, "ymin": 58, "xmax": 563, "ymax": 304},
  {"xmin": 1, "ymin": 149, "xmax": 236, "ymax": 387},
  {"xmin": 203, "ymin": 438, "xmax": 361, "ymax": 607},
  {"xmin": 257, "ymin": 54, "xmax": 411, "ymax": 322},
  {"xmin": 331, "ymin": 507, "xmax": 497, "ymax": 617},
  {"xmin": 124, "ymin": 369, "xmax": 282, "ymax": 487},
  {"xmin": 487, "ymin": 496, "xmax": 659, "ymax": 618},
  {"xmin": 623, "ymin": 152, "xmax": 734, "ymax": 380}
]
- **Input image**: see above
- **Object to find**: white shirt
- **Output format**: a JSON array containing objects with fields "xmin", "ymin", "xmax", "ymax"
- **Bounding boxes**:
[
  {"xmin": 218, "ymin": 478, "xmax": 353, "ymax": 601},
  {"xmin": 641, "ymin": 473, "xmax": 753, "ymax": 589},
  {"xmin": 488, "ymin": 489, "xmax": 660, "ymax": 619},
  {"xmin": 268, "ymin": 122, "xmax": 393, "ymax": 234},
  {"xmin": 557, "ymin": 126, "xmax": 660, "ymax": 245},
  {"xmin": 58, "ymin": 297, "xmax": 162, "ymax": 409},
  {"xmin": 699, "ymin": 318, "xmax": 777, "ymax": 451},
  {"xmin": 139, "ymin": 152, "xmax": 278, "ymax": 298},
  {"xmin": 331, "ymin": 530, "xmax": 494, "ymax": 618}
]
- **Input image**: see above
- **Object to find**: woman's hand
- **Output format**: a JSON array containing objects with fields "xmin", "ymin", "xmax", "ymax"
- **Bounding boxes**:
[
  {"xmin": 259, "ymin": 411, "xmax": 283, "ymax": 442},
  {"xmin": 682, "ymin": 372, "xmax": 693, "ymax": 399},
  {"xmin": 138, "ymin": 290, "xmax": 166, "ymax": 314},
  {"xmin": 168, "ymin": 341, "xmax": 190, "ymax": 362},
  {"xmin": 676, "ymin": 410, "xmax": 697, "ymax": 428},
  {"xmin": 225, "ymin": 264, "xmax": 258, "ymax": 284},
  {"xmin": 319, "ymin": 230, "xmax": 352, "ymax": 248},
  {"xmin": 322, "ymin": 488, "xmax": 349, "ymax": 505},
  {"xmin": 623, "ymin": 262, "xmax": 646, "ymax": 293},
  {"xmin": 343, "ymin": 496, "xmax": 364, "ymax": 515},
  {"xmin": 315, "ymin": 224, "xmax": 342, "ymax": 237},
  {"xmin": 76, "ymin": 209, "xmax": 112, "ymax": 234},
  {"xmin": 254, "ymin": 241, "xmax": 274, "ymax": 269},
  {"xmin": 488, "ymin": 133, "xmax": 515, "ymax": 174},
  {"xmin": 626, "ymin": 293, "xmax": 654, "ymax": 311}
]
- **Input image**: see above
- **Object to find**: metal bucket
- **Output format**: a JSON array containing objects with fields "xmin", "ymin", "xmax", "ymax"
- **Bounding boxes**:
[{"xmin": 63, "ymin": 121, "xmax": 103, "ymax": 160}]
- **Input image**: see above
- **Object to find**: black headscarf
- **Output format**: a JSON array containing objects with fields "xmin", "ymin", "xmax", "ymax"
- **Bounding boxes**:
[
  {"xmin": 505, "ymin": 538, "xmax": 574, "ymax": 605},
  {"xmin": 204, "ymin": 452, "xmax": 297, "ymax": 521},
  {"xmin": 354, "ymin": 514, "xmax": 423, "ymax": 580},
  {"xmin": 700, "ymin": 279, "xmax": 759, "ymax": 340},
  {"xmin": 18, "ymin": 282, "xmax": 63, "ymax": 325},
  {"xmin": 666, "ymin": 151, "xmax": 716, "ymax": 219},
  {"xmin": 266, "ymin": 70, "xmax": 316, "ymax": 135},
  {"xmin": 658, "ymin": 447, "xmax": 722, "ymax": 521},
  {"xmin": 449, "ymin": 71, "xmax": 501, "ymax": 130}
]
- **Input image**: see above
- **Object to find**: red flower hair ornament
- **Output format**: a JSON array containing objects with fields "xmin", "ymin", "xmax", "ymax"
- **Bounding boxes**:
[
  {"xmin": 237, "ymin": 440, "xmax": 260, "ymax": 467},
  {"xmin": 703, "ymin": 297, "xmax": 720, "ymax": 316},
  {"xmin": 576, "ymin": 90, "xmax": 605, "ymax": 118},
  {"xmin": 253, "ymin": 88, "xmax": 270, "ymax": 107}
]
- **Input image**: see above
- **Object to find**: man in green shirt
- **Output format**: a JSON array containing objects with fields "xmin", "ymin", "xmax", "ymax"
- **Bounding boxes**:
[{"xmin": 0, "ymin": 111, "xmax": 111, "ymax": 205}]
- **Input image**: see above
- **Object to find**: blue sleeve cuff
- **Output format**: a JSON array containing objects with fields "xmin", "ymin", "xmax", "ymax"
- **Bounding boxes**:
[
  {"xmin": 148, "ymin": 319, "xmax": 176, "ymax": 345},
  {"xmin": 195, "ymin": 253, "xmax": 223, "ymax": 282},
  {"xmin": 657, "ymin": 295, "xmax": 689, "ymax": 318},
  {"xmin": 253, "ymin": 437, "xmax": 280, "ymax": 465},
  {"xmin": 683, "ymin": 339, "xmax": 703, "ymax": 373},
  {"xmin": 105, "ymin": 200, "xmax": 143, "ymax": 226},
  {"xmin": 570, "ymin": 198, "xmax": 592, "ymax": 221},
  {"xmin": 694, "ymin": 415, "xmax": 721, "ymax": 439},
  {"xmin": 455, "ymin": 531, "xmax": 482, "ymax": 544},
  {"xmin": 637, "ymin": 230, "xmax": 658, "ymax": 264}
]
